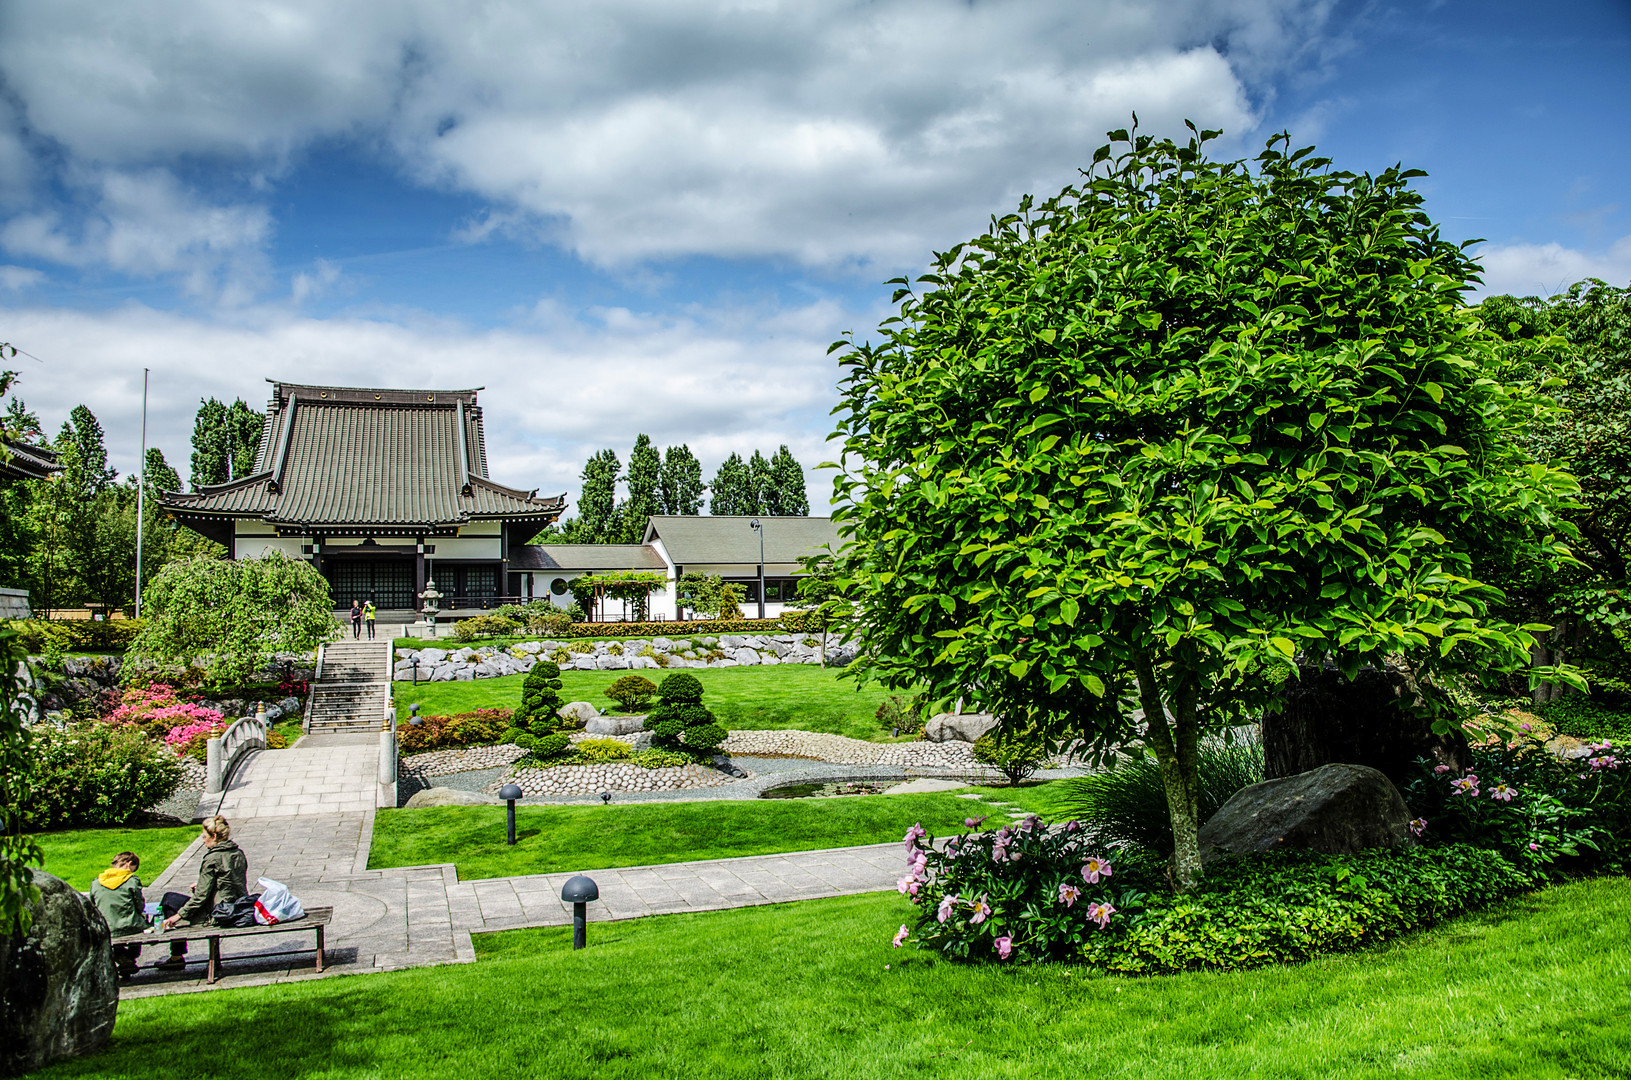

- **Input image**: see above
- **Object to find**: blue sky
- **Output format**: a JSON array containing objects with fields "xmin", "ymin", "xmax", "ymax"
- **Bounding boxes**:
[{"xmin": 0, "ymin": 0, "xmax": 1627, "ymax": 510}]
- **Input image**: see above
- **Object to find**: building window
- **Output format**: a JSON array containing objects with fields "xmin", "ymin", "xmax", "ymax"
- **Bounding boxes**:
[{"xmin": 550, "ymin": 577, "xmax": 569, "ymax": 596}]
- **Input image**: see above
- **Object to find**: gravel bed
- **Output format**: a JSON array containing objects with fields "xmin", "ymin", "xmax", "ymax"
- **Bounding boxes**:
[{"xmin": 722, "ymin": 729, "xmax": 1072, "ymax": 770}]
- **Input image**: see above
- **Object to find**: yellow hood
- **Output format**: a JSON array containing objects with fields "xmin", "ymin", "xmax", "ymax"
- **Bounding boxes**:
[{"xmin": 96, "ymin": 867, "xmax": 135, "ymax": 889}]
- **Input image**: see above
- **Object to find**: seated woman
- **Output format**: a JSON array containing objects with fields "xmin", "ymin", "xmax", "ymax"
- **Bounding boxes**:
[
  {"xmin": 89, "ymin": 851, "xmax": 148, "ymax": 979},
  {"xmin": 157, "ymin": 815, "xmax": 248, "ymax": 970}
]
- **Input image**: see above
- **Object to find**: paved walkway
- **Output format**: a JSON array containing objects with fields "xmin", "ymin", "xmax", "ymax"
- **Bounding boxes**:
[{"xmin": 128, "ymin": 737, "xmax": 910, "ymax": 996}]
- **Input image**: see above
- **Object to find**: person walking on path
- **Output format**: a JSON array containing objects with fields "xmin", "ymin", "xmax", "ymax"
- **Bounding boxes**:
[
  {"xmin": 158, "ymin": 816, "xmax": 248, "ymax": 970},
  {"xmin": 364, "ymin": 599, "xmax": 377, "ymax": 640},
  {"xmin": 350, "ymin": 599, "xmax": 363, "ymax": 639},
  {"xmin": 90, "ymin": 851, "xmax": 149, "ymax": 979}
]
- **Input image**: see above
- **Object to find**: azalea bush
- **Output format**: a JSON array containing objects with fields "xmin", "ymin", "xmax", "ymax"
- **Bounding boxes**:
[
  {"xmin": 1402, "ymin": 727, "xmax": 1628, "ymax": 875},
  {"xmin": 895, "ymin": 819, "xmax": 1528, "ymax": 974},
  {"xmin": 105, "ymin": 683, "xmax": 224, "ymax": 742},
  {"xmin": 163, "ymin": 717, "xmax": 227, "ymax": 761}
]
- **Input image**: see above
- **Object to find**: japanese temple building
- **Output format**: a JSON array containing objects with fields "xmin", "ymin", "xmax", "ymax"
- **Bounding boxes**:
[{"xmin": 162, "ymin": 383, "xmax": 565, "ymax": 616}]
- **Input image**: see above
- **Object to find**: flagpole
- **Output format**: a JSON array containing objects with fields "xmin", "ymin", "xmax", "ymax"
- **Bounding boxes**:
[{"xmin": 135, "ymin": 368, "xmax": 148, "ymax": 619}]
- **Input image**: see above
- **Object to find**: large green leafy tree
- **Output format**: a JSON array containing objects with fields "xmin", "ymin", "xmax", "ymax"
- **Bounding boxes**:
[
  {"xmin": 709, "ymin": 452, "xmax": 752, "ymax": 515},
  {"xmin": 746, "ymin": 450, "xmax": 773, "ymax": 515},
  {"xmin": 189, "ymin": 397, "xmax": 264, "ymax": 489},
  {"xmin": 128, "ymin": 552, "xmax": 339, "ymax": 684},
  {"xmin": 1479, "ymin": 281, "xmax": 1631, "ymax": 699},
  {"xmin": 619, "ymin": 434, "xmax": 662, "ymax": 542},
  {"xmin": 766, "ymin": 445, "xmax": 810, "ymax": 516},
  {"xmin": 829, "ymin": 126, "xmax": 1581, "ymax": 888},
  {"xmin": 659, "ymin": 444, "xmax": 706, "ymax": 515}
]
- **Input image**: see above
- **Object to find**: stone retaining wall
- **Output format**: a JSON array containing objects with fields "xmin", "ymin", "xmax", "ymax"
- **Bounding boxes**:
[{"xmin": 394, "ymin": 633, "xmax": 855, "ymax": 682}]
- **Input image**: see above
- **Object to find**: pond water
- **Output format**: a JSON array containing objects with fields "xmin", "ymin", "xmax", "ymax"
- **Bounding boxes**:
[{"xmin": 758, "ymin": 779, "xmax": 904, "ymax": 799}]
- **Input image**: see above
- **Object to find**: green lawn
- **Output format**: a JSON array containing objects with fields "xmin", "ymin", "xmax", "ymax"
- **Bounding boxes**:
[
  {"xmin": 370, "ymin": 787, "xmax": 1032, "ymax": 879},
  {"xmin": 35, "ymin": 878, "xmax": 1631, "ymax": 1079},
  {"xmin": 30, "ymin": 824, "xmax": 200, "ymax": 892},
  {"xmin": 393, "ymin": 664, "xmax": 920, "ymax": 741}
]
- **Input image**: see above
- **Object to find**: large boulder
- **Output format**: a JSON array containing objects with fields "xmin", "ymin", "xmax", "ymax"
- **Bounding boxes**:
[
  {"xmin": 404, "ymin": 787, "xmax": 495, "ymax": 808},
  {"xmin": 1197, "ymin": 763, "xmax": 1413, "ymax": 863},
  {"xmin": 0, "ymin": 871, "xmax": 118, "ymax": 1076},
  {"xmin": 557, "ymin": 702, "xmax": 600, "ymax": 727},
  {"xmin": 922, "ymin": 712, "xmax": 998, "ymax": 743},
  {"xmin": 585, "ymin": 715, "xmax": 646, "ymax": 736}
]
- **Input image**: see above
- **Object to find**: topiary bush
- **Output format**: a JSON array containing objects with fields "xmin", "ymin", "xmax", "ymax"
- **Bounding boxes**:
[
  {"xmin": 512, "ymin": 661, "xmax": 566, "ymax": 735},
  {"xmin": 604, "ymin": 675, "xmax": 658, "ymax": 713},
  {"xmin": 23, "ymin": 721, "xmax": 183, "ymax": 829},
  {"xmin": 1051, "ymin": 739, "xmax": 1264, "ymax": 856},
  {"xmin": 972, "ymin": 728, "xmax": 1050, "ymax": 785},
  {"xmin": 644, "ymin": 674, "xmax": 725, "ymax": 753}
]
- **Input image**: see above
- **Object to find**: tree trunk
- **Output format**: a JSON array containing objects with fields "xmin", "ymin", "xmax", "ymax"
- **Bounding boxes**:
[
  {"xmin": 1134, "ymin": 654, "xmax": 1203, "ymax": 891},
  {"xmin": 1530, "ymin": 618, "xmax": 1571, "ymax": 706}
]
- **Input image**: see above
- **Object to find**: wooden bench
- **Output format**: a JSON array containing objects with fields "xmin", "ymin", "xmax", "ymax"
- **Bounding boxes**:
[{"xmin": 110, "ymin": 907, "xmax": 333, "ymax": 984}]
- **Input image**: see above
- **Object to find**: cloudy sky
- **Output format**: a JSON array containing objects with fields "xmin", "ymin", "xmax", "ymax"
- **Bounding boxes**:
[{"xmin": 1, "ymin": 0, "xmax": 1627, "ymax": 510}]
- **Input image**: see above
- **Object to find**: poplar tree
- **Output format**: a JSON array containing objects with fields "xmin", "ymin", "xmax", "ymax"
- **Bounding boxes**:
[
  {"xmin": 709, "ymin": 453, "xmax": 751, "ymax": 515},
  {"xmin": 766, "ymin": 445, "xmax": 810, "ymax": 516},
  {"xmin": 620, "ymin": 434, "xmax": 662, "ymax": 542},
  {"xmin": 577, "ymin": 449, "xmax": 622, "ymax": 542},
  {"xmin": 189, "ymin": 397, "xmax": 264, "ymax": 488},
  {"xmin": 746, "ymin": 450, "xmax": 773, "ymax": 515},
  {"xmin": 660, "ymin": 444, "xmax": 706, "ymax": 515}
]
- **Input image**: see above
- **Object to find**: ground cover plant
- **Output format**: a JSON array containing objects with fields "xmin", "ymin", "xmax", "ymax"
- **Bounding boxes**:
[
  {"xmin": 393, "ymin": 665, "xmax": 920, "ymax": 742},
  {"xmin": 30, "ymin": 823, "xmax": 199, "ymax": 892},
  {"xmin": 369, "ymin": 789, "xmax": 1035, "ymax": 879},
  {"xmin": 30, "ymin": 880, "xmax": 1631, "ymax": 1080},
  {"xmin": 827, "ymin": 124, "xmax": 1582, "ymax": 887}
]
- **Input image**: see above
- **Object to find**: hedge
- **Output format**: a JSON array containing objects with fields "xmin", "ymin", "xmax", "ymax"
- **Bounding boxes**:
[
  {"xmin": 6, "ymin": 619, "xmax": 145, "ymax": 654},
  {"xmin": 439, "ymin": 612, "xmax": 827, "ymax": 646}
]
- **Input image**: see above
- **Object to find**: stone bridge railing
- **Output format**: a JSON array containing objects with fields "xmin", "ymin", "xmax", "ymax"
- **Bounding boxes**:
[{"xmin": 206, "ymin": 708, "xmax": 269, "ymax": 794}]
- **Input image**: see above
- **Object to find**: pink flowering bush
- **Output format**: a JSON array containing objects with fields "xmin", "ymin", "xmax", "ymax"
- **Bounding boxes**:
[
  {"xmin": 897, "ymin": 816, "xmax": 1142, "ymax": 963},
  {"xmin": 1402, "ymin": 728, "xmax": 1629, "ymax": 876}
]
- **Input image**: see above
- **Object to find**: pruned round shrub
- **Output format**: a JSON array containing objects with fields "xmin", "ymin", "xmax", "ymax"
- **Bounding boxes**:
[
  {"xmin": 24, "ymin": 721, "xmax": 183, "ymax": 829},
  {"xmin": 532, "ymin": 733, "xmax": 572, "ymax": 759},
  {"xmin": 500, "ymin": 727, "xmax": 528, "ymax": 745},
  {"xmin": 680, "ymin": 722, "xmax": 727, "ymax": 753},
  {"xmin": 451, "ymin": 613, "xmax": 522, "ymax": 642},
  {"xmin": 651, "ymin": 718, "xmax": 685, "ymax": 741},
  {"xmin": 512, "ymin": 661, "xmax": 565, "ymax": 735},
  {"xmin": 657, "ymin": 673, "xmax": 703, "ymax": 704},
  {"xmin": 972, "ymin": 728, "xmax": 1050, "ymax": 785},
  {"xmin": 604, "ymin": 675, "xmax": 658, "ymax": 713},
  {"xmin": 578, "ymin": 738, "xmax": 632, "ymax": 762}
]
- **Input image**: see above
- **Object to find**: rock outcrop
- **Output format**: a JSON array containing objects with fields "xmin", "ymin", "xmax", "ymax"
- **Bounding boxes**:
[
  {"xmin": 0, "ymin": 871, "xmax": 118, "ymax": 1076},
  {"xmin": 403, "ymin": 787, "xmax": 496, "ymax": 808},
  {"xmin": 1197, "ymin": 763, "xmax": 1414, "ymax": 863},
  {"xmin": 922, "ymin": 712, "xmax": 999, "ymax": 743}
]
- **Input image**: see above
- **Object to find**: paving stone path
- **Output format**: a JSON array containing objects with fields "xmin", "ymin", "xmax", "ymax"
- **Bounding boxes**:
[{"xmin": 127, "ymin": 736, "xmax": 909, "ymax": 996}]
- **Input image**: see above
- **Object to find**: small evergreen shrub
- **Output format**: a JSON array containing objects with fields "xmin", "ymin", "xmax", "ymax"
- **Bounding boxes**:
[
  {"xmin": 533, "ymin": 733, "xmax": 572, "ymax": 759},
  {"xmin": 972, "ymin": 728, "xmax": 1050, "ymax": 785},
  {"xmin": 512, "ymin": 661, "xmax": 567, "ymax": 735},
  {"xmin": 656, "ymin": 673, "xmax": 703, "ymax": 704},
  {"xmin": 631, "ymin": 747, "xmax": 694, "ymax": 769},
  {"xmin": 451, "ymin": 614, "xmax": 522, "ymax": 642},
  {"xmin": 644, "ymin": 674, "xmax": 724, "ymax": 753},
  {"xmin": 579, "ymin": 738, "xmax": 632, "ymax": 762},
  {"xmin": 604, "ymin": 675, "xmax": 658, "ymax": 712}
]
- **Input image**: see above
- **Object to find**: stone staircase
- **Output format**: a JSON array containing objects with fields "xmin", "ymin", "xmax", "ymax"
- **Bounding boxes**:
[{"xmin": 307, "ymin": 640, "xmax": 392, "ymax": 735}]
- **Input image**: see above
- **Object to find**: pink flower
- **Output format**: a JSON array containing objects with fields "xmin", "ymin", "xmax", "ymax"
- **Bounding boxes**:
[
  {"xmin": 1528, "ymin": 843, "xmax": 1540, "ymax": 851},
  {"xmin": 1086, "ymin": 902, "xmax": 1116, "ymax": 929},
  {"xmin": 1449, "ymin": 777, "xmax": 1479, "ymax": 797},
  {"xmin": 892, "ymin": 924, "xmax": 910, "ymax": 948},
  {"xmin": 1489, "ymin": 784, "xmax": 1515, "ymax": 803},
  {"xmin": 896, "ymin": 875, "xmax": 920, "ymax": 898},
  {"xmin": 964, "ymin": 816, "xmax": 988, "ymax": 828},
  {"xmin": 936, "ymin": 894, "xmax": 958, "ymax": 923},
  {"xmin": 969, "ymin": 895, "xmax": 991, "ymax": 925},
  {"xmin": 994, "ymin": 935, "xmax": 1013, "ymax": 960},
  {"xmin": 1589, "ymin": 755, "xmax": 1619, "ymax": 771},
  {"xmin": 1519, "ymin": 722, "xmax": 1532, "ymax": 732},
  {"xmin": 1433, "ymin": 764, "xmax": 1452, "ymax": 776},
  {"xmin": 903, "ymin": 823, "xmax": 927, "ymax": 853},
  {"xmin": 909, "ymin": 850, "xmax": 928, "ymax": 878},
  {"xmin": 1058, "ymin": 882, "xmax": 1081, "ymax": 907},
  {"xmin": 1409, "ymin": 818, "xmax": 1427, "ymax": 837},
  {"xmin": 1064, "ymin": 820, "xmax": 1081, "ymax": 833},
  {"xmin": 1018, "ymin": 814, "xmax": 1040, "ymax": 834},
  {"xmin": 1081, "ymin": 857, "xmax": 1113, "ymax": 884}
]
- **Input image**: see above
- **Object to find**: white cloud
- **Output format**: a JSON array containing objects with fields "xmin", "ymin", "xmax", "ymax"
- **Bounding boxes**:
[
  {"xmin": 0, "ymin": 0, "xmax": 1333, "ymax": 271},
  {"xmin": 0, "ymin": 265, "xmax": 45, "ymax": 290},
  {"xmin": 0, "ymin": 298, "xmax": 853, "ymax": 508},
  {"xmin": 0, "ymin": 169, "xmax": 272, "ymax": 302},
  {"xmin": 1473, "ymin": 234, "xmax": 1631, "ymax": 298},
  {"xmin": 290, "ymin": 258, "xmax": 344, "ymax": 305}
]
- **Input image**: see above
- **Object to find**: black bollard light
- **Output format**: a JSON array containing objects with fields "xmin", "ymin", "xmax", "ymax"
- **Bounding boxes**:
[
  {"xmin": 500, "ymin": 782, "xmax": 522, "ymax": 844},
  {"xmin": 411, "ymin": 656, "xmax": 420, "ymax": 685},
  {"xmin": 600, "ymin": 791, "xmax": 611, "ymax": 806},
  {"xmin": 561, "ymin": 875, "xmax": 599, "ymax": 949}
]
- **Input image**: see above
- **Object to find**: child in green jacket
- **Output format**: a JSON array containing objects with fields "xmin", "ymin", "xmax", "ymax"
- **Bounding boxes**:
[{"xmin": 89, "ymin": 852, "xmax": 148, "ymax": 978}]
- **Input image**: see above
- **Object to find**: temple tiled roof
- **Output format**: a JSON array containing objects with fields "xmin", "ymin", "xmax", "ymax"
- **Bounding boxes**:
[
  {"xmin": 0, "ymin": 439, "xmax": 60, "ymax": 482},
  {"xmin": 163, "ymin": 383, "xmax": 564, "ymax": 531},
  {"xmin": 511, "ymin": 545, "xmax": 669, "ymax": 572}
]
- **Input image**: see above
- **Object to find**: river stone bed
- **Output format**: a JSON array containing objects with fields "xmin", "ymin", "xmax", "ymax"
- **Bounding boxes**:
[
  {"xmin": 401, "ymin": 743, "xmax": 530, "ymax": 779},
  {"xmin": 489, "ymin": 761, "xmax": 744, "ymax": 797},
  {"xmin": 393, "ymin": 633, "xmax": 857, "ymax": 682},
  {"xmin": 723, "ymin": 729, "xmax": 1018, "ymax": 772}
]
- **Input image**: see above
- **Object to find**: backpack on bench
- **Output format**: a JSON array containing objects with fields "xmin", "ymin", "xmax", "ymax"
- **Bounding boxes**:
[{"xmin": 212, "ymin": 894, "xmax": 262, "ymax": 928}]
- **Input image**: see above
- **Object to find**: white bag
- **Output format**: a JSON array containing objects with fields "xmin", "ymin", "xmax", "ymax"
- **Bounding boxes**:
[{"xmin": 253, "ymin": 877, "xmax": 305, "ymax": 925}]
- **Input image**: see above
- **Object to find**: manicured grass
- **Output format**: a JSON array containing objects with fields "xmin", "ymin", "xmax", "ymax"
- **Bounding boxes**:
[
  {"xmin": 393, "ymin": 664, "xmax": 919, "ymax": 741},
  {"xmin": 36, "ymin": 878, "xmax": 1631, "ymax": 1078},
  {"xmin": 370, "ymin": 787, "xmax": 1030, "ymax": 879},
  {"xmin": 30, "ymin": 824, "xmax": 199, "ymax": 892}
]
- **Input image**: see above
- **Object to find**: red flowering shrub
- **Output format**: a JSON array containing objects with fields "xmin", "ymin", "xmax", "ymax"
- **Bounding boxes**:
[{"xmin": 398, "ymin": 709, "xmax": 513, "ymax": 753}]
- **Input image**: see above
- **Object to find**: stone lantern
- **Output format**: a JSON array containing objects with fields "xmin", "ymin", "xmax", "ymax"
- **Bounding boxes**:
[{"xmin": 418, "ymin": 577, "xmax": 443, "ymax": 634}]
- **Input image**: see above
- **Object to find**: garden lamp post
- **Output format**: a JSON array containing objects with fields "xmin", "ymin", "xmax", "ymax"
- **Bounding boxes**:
[
  {"xmin": 410, "ymin": 656, "xmax": 420, "ymax": 685},
  {"xmin": 499, "ymin": 782, "xmax": 522, "ymax": 844},
  {"xmin": 749, "ymin": 518, "xmax": 765, "ymax": 619},
  {"xmin": 409, "ymin": 703, "xmax": 421, "ymax": 725},
  {"xmin": 560, "ymin": 875, "xmax": 599, "ymax": 949}
]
